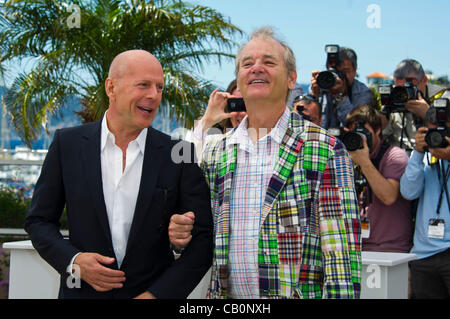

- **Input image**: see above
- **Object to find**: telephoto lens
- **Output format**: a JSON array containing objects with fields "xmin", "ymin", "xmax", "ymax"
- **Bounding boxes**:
[
  {"xmin": 341, "ymin": 125, "xmax": 372, "ymax": 152},
  {"xmin": 317, "ymin": 70, "xmax": 339, "ymax": 90},
  {"xmin": 424, "ymin": 98, "xmax": 450, "ymax": 148},
  {"xmin": 425, "ymin": 127, "xmax": 449, "ymax": 148},
  {"xmin": 390, "ymin": 81, "xmax": 419, "ymax": 106},
  {"xmin": 342, "ymin": 131, "xmax": 365, "ymax": 151}
]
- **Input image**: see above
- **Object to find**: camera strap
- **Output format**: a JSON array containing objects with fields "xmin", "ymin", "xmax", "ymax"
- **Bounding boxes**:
[
  {"xmin": 400, "ymin": 113, "xmax": 406, "ymax": 149},
  {"xmin": 346, "ymin": 78, "xmax": 353, "ymax": 103},
  {"xmin": 435, "ymin": 160, "xmax": 450, "ymax": 216},
  {"xmin": 371, "ymin": 141, "xmax": 391, "ymax": 171},
  {"xmin": 365, "ymin": 141, "xmax": 391, "ymax": 206}
]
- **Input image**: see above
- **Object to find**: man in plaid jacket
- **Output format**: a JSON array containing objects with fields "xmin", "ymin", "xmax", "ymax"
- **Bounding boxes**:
[{"xmin": 170, "ymin": 26, "xmax": 361, "ymax": 299}]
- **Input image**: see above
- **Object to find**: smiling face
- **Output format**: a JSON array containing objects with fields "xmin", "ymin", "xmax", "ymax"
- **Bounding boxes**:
[
  {"xmin": 236, "ymin": 37, "xmax": 296, "ymax": 110},
  {"xmin": 105, "ymin": 50, "xmax": 164, "ymax": 133}
]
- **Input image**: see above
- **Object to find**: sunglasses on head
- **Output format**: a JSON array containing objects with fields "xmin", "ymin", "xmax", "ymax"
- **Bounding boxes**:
[{"xmin": 293, "ymin": 94, "xmax": 316, "ymax": 105}]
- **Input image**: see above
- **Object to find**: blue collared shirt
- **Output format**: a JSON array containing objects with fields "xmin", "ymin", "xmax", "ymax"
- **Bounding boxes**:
[
  {"xmin": 400, "ymin": 150, "xmax": 450, "ymax": 259},
  {"xmin": 317, "ymin": 78, "xmax": 372, "ymax": 129}
]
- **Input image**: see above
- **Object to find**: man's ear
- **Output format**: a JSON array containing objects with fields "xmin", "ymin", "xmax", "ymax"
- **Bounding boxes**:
[
  {"xmin": 105, "ymin": 78, "xmax": 115, "ymax": 99},
  {"xmin": 288, "ymin": 70, "xmax": 297, "ymax": 90},
  {"xmin": 420, "ymin": 75, "xmax": 428, "ymax": 92}
]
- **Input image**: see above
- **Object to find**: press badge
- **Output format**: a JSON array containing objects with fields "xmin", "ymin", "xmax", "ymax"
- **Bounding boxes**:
[
  {"xmin": 361, "ymin": 218, "xmax": 371, "ymax": 239},
  {"xmin": 428, "ymin": 219, "xmax": 445, "ymax": 239}
]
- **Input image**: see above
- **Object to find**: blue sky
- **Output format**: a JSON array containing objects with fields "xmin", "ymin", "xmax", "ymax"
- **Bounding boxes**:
[{"xmin": 192, "ymin": 0, "xmax": 450, "ymax": 88}]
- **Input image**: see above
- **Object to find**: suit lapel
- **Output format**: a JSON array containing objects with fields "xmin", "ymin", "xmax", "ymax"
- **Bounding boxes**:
[
  {"xmin": 81, "ymin": 121, "xmax": 112, "ymax": 246},
  {"xmin": 125, "ymin": 128, "xmax": 164, "ymax": 255}
]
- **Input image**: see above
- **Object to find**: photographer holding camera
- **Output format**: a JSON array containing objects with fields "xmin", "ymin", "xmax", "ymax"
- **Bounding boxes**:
[
  {"xmin": 310, "ymin": 46, "xmax": 372, "ymax": 135},
  {"xmin": 344, "ymin": 105, "xmax": 412, "ymax": 253},
  {"xmin": 382, "ymin": 59, "xmax": 450, "ymax": 151},
  {"xmin": 292, "ymin": 94, "xmax": 322, "ymax": 126},
  {"xmin": 400, "ymin": 98, "xmax": 450, "ymax": 299},
  {"xmin": 184, "ymin": 79, "xmax": 247, "ymax": 162}
]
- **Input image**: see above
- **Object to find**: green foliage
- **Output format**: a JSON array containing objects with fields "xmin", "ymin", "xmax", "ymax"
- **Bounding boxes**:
[
  {"xmin": 0, "ymin": 186, "xmax": 68, "ymax": 229},
  {"xmin": 0, "ymin": 244, "xmax": 10, "ymax": 289},
  {"xmin": 0, "ymin": 0, "xmax": 243, "ymax": 147},
  {"xmin": 369, "ymin": 86, "xmax": 382, "ymax": 111},
  {"xmin": 0, "ymin": 186, "xmax": 31, "ymax": 228}
]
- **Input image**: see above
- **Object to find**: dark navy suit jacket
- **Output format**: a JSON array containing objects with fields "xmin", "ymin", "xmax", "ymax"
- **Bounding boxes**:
[{"xmin": 24, "ymin": 121, "xmax": 213, "ymax": 299}]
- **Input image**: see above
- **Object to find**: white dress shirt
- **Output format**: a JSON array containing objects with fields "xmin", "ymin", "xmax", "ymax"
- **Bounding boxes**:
[
  {"xmin": 100, "ymin": 114, "xmax": 147, "ymax": 268},
  {"xmin": 226, "ymin": 107, "xmax": 290, "ymax": 298},
  {"xmin": 68, "ymin": 114, "xmax": 147, "ymax": 271}
]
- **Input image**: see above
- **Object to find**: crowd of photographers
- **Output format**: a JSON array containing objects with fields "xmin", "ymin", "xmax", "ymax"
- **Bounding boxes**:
[
  {"xmin": 305, "ymin": 50, "xmax": 450, "ymax": 299},
  {"xmin": 305, "ymin": 49, "xmax": 449, "ymax": 299},
  {"xmin": 190, "ymin": 45, "xmax": 449, "ymax": 298}
]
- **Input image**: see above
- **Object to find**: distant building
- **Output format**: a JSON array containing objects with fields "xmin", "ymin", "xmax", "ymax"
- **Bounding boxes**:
[{"xmin": 366, "ymin": 71, "xmax": 393, "ymax": 89}]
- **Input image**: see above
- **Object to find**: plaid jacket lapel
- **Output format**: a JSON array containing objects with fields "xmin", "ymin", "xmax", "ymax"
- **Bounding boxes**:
[
  {"xmin": 214, "ymin": 141, "xmax": 238, "ymax": 267},
  {"xmin": 261, "ymin": 113, "xmax": 305, "ymax": 225}
]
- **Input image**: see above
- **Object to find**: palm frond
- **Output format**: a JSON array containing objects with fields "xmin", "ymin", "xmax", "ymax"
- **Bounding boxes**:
[{"xmin": 0, "ymin": 0, "xmax": 243, "ymax": 146}]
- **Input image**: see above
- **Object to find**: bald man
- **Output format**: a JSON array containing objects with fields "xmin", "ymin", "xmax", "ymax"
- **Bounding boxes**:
[{"xmin": 25, "ymin": 50, "xmax": 213, "ymax": 299}]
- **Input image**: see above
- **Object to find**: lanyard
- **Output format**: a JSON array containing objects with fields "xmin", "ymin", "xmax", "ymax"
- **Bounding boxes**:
[{"xmin": 436, "ymin": 160, "xmax": 450, "ymax": 216}]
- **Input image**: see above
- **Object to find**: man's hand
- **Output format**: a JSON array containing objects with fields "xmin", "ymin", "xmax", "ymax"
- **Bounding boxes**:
[
  {"xmin": 414, "ymin": 127, "xmax": 428, "ymax": 153},
  {"xmin": 429, "ymin": 137, "xmax": 450, "ymax": 160},
  {"xmin": 310, "ymin": 70, "xmax": 321, "ymax": 98},
  {"xmin": 348, "ymin": 137, "xmax": 371, "ymax": 169},
  {"xmin": 330, "ymin": 77, "xmax": 347, "ymax": 96},
  {"xmin": 134, "ymin": 291, "xmax": 156, "ymax": 299},
  {"xmin": 73, "ymin": 253, "xmax": 126, "ymax": 292},
  {"xmin": 405, "ymin": 92, "xmax": 429, "ymax": 119},
  {"xmin": 168, "ymin": 212, "xmax": 195, "ymax": 247}
]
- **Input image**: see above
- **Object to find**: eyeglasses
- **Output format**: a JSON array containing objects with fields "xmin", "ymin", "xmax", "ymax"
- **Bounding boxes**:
[{"xmin": 396, "ymin": 77, "xmax": 420, "ymax": 85}]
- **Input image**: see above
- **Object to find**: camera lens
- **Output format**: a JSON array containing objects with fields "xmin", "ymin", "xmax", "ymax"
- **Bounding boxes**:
[
  {"xmin": 342, "ymin": 132, "xmax": 364, "ymax": 151},
  {"xmin": 390, "ymin": 86, "xmax": 409, "ymax": 105},
  {"xmin": 425, "ymin": 129, "xmax": 447, "ymax": 148},
  {"xmin": 317, "ymin": 71, "xmax": 337, "ymax": 90}
]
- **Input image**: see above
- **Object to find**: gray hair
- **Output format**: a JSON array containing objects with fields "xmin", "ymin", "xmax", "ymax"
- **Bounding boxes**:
[
  {"xmin": 338, "ymin": 47, "xmax": 358, "ymax": 69},
  {"xmin": 393, "ymin": 59, "xmax": 425, "ymax": 80},
  {"xmin": 234, "ymin": 26, "xmax": 296, "ymax": 77},
  {"xmin": 234, "ymin": 26, "xmax": 297, "ymax": 102}
]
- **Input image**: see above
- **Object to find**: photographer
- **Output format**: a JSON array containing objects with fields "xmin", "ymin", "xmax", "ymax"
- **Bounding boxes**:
[
  {"xmin": 184, "ymin": 79, "xmax": 246, "ymax": 162},
  {"xmin": 382, "ymin": 59, "xmax": 450, "ymax": 151},
  {"xmin": 310, "ymin": 46, "xmax": 372, "ymax": 134},
  {"xmin": 292, "ymin": 94, "xmax": 322, "ymax": 126},
  {"xmin": 344, "ymin": 105, "xmax": 412, "ymax": 253},
  {"xmin": 400, "ymin": 98, "xmax": 450, "ymax": 299}
]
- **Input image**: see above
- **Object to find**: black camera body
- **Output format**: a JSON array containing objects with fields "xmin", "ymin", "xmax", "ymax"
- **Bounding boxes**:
[
  {"xmin": 226, "ymin": 97, "xmax": 246, "ymax": 113},
  {"xmin": 380, "ymin": 78, "xmax": 420, "ymax": 113},
  {"xmin": 341, "ymin": 121, "xmax": 373, "ymax": 152},
  {"xmin": 425, "ymin": 98, "xmax": 450, "ymax": 148},
  {"xmin": 353, "ymin": 167, "xmax": 368, "ymax": 195},
  {"xmin": 295, "ymin": 105, "xmax": 311, "ymax": 122},
  {"xmin": 379, "ymin": 85, "xmax": 406, "ymax": 113},
  {"xmin": 317, "ymin": 45, "xmax": 345, "ymax": 90}
]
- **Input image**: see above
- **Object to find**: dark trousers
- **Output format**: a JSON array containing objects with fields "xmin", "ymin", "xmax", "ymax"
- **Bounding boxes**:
[{"xmin": 409, "ymin": 248, "xmax": 450, "ymax": 299}]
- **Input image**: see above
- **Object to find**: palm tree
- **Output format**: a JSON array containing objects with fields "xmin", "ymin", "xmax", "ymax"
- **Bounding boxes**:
[{"xmin": 0, "ymin": 0, "xmax": 242, "ymax": 147}]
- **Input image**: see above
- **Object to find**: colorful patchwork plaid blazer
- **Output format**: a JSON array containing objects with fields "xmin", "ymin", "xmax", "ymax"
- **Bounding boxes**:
[{"xmin": 201, "ymin": 111, "xmax": 361, "ymax": 299}]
